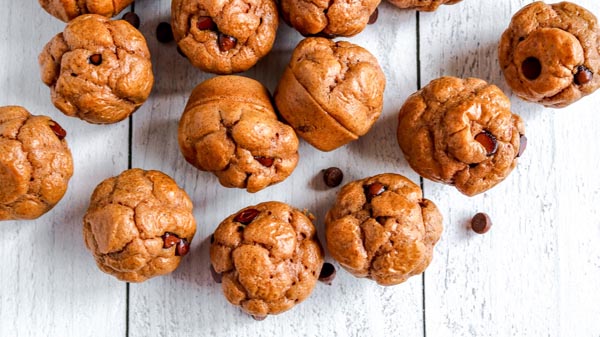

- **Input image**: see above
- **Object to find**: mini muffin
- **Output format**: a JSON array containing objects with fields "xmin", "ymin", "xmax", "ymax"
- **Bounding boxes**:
[
  {"xmin": 39, "ymin": 14, "xmax": 154, "ymax": 124},
  {"xmin": 178, "ymin": 76, "xmax": 299, "ymax": 193},
  {"xmin": 210, "ymin": 201, "xmax": 324, "ymax": 318},
  {"xmin": 0, "ymin": 106, "xmax": 73, "ymax": 221},
  {"xmin": 171, "ymin": 0, "xmax": 278, "ymax": 74},
  {"xmin": 279, "ymin": 0, "xmax": 380, "ymax": 37},
  {"xmin": 325, "ymin": 173, "xmax": 442, "ymax": 286},
  {"xmin": 39, "ymin": 0, "xmax": 134, "ymax": 22},
  {"xmin": 397, "ymin": 77, "xmax": 526, "ymax": 196},
  {"xmin": 499, "ymin": 1, "xmax": 600, "ymax": 108},
  {"xmin": 83, "ymin": 169, "xmax": 196, "ymax": 282},
  {"xmin": 274, "ymin": 37, "xmax": 385, "ymax": 151},
  {"xmin": 386, "ymin": 0, "xmax": 462, "ymax": 11}
]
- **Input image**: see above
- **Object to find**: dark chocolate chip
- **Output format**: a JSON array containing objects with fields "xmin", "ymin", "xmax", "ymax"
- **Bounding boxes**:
[
  {"xmin": 162, "ymin": 232, "xmax": 180, "ymax": 248},
  {"xmin": 175, "ymin": 238, "xmax": 190, "ymax": 256},
  {"xmin": 517, "ymin": 134, "xmax": 527, "ymax": 158},
  {"xmin": 210, "ymin": 264, "xmax": 222, "ymax": 283},
  {"xmin": 156, "ymin": 22, "xmax": 174, "ymax": 43},
  {"xmin": 365, "ymin": 182, "xmax": 385, "ymax": 201},
  {"xmin": 88, "ymin": 54, "xmax": 102, "ymax": 66},
  {"xmin": 318, "ymin": 262, "xmax": 336, "ymax": 285},
  {"xmin": 323, "ymin": 167, "xmax": 343, "ymax": 187},
  {"xmin": 475, "ymin": 131, "xmax": 498, "ymax": 156},
  {"xmin": 121, "ymin": 12, "xmax": 140, "ymax": 29},
  {"xmin": 48, "ymin": 121, "xmax": 66, "ymax": 140},
  {"xmin": 234, "ymin": 208, "xmax": 260, "ymax": 225},
  {"xmin": 574, "ymin": 65, "xmax": 593, "ymax": 85},
  {"xmin": 255, "ymin": 156, "xmax": 274, "ymax": 167},
  {"xmin": 368, "ymin": 8, "xmax": 378, "ymax": 25},
  {"xmin": 521, "ymin": 57, "xmax": 542, "ymax": 80},
  {"xmin": 196, "ymin": 16, "xmax": 216, "ymax": 31},
  {"xmin": 218, "ymin": 33, "xmax": 237, "ymax": 52},
  {"xmin": 471, "ymin": 212, "xmax": 492, "ymax": 234}
]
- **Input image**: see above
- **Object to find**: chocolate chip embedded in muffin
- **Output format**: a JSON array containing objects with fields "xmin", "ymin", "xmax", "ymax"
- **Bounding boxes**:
[
  {"xmin": 83, "ymin": 169, "xmax": 196, "ymax": 282},
  {"xmin": 210, "ymin": 201, "xmax": 324, "ymax": 317},
  {"xmin": 397, "ymin": 77, "xmax": 525, "ymax": 196},
  {"xmin": 279, "ymin": 0, "xmax": 380, "ymax": 37},
  {"xmin": 325, "ymin": 173, "xmax": 443, "ymax": 286},
  {"xmin": 499, "ymin": 1, "xmax": 600, "ymax": 108},
  {"xmin": 0, "ymin": 106, "xmax": 73, "ymax": 221},
  {"xmin": 178, "ymin": 76, "xmax": 299, "ymax": 193},
  {"xmin": 171, "ymin": 0, "xmax": 279, "ymax": 74},
  {"xmin": 39, "ymin": 0, "xmax": 134, "ymax": 22},
  {"xmin": 386, "ymin": 0, "xmax": 462, "ymax": 11},
  {"xmin": 38, "ymin": 14, "xmax": 154, "ymax": 124},
  {"xmin": 274, "ymin": 37, "xmax": 385, "ymax": 151}
]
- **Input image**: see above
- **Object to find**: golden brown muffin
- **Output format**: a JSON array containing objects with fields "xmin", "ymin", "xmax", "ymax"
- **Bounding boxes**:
[
  {"xmin": 499, "ymin": 1, "xmax": 600, "ymax": 108},
  {"xmin": 171, "ymin": 0, "xmax": 279, "ymax": 74},
  {"xmin": 39, "ymin": 0, "xmax": 134, "ymax": 22},
  {"xmin": 325, "ymin": 173, "xmax": 442, "ymax": 286},
  {"xmin": 39, "ymin": 14, "xmax": 154, "ymax": 124},
  {"xmin": 397, "ymin": 77, "xmax": 526, "ymax": 196},
  {"xmin": 274, "ymin": 37, "xmax": 385, "ymax": 152},
  {"xmin": 210, "ymin": 201, "xmax": 324, "ymax": 318},
  {"xmin": 386, "ymin": 0, "xmax": 462, "ymax": 11},
  {"xmin": 279, "ymin": 0, "xmax": 380, "ymax": 37},
  {"xmin": 178, "ymin": 76, "xmax": 299, "ymax": 193},
  {"xmin": 0, "ymin": 106, "xmax": 73, "ymax": 221},
  {"xmin": 83, "ymin": 169, "xmax": 196, "ymax": 282}
]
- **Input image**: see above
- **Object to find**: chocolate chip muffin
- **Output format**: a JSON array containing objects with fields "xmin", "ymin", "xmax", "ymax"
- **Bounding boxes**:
[
  {"xmin": 39, "ymin": 0, "xmax": 134, "ymax": 22},
  {"xmin": 386, "ymin": 0, "xmax": 462, "ymax": 11},
  {"xmin": 397, "ymin": 77, "xmax": 526, "ymax": 196},
  {"xmin": 178, "ymin": 76, "xmax": 299, "ymax": 193},
  {"xmin": 171, "ymin": 0, "xmax": 278, "ymax": 74},
  {"xmin": 39, "ymin": 14, "xmax": 154, "ymax": 124},
  {"xmin": 325, "ymin": 173, "xmax": 442, "ymax": 286},
  {"xmin": 274, "ymin": 37, "xmax": 385, "ymax": 151},
  {"xmin": 279, "ymin": 0, "xmax": 380, "ymax": 37},
  {"xmin": 0, "ymin": 106, "xmax": 73, "ymax": 221},
  {"xmin": 210, "ymin": 201, "xmax": 324, "ymax": 318},
  {"xmin": 83, "ymin": 169, "xmax": 196, "ymax": 282},
  {"xmin": 499, "ymin": 1, "xmax": 600, "ymax": 108}
]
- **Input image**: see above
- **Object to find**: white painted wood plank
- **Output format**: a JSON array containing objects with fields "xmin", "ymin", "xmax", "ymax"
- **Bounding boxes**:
[
  {"xmin": 420, "ymin": 0, "xmax": 600, "ymax": 336},
  {"xmin": 0, "ymin": 3, "xmax": 128, "ymax": 337},
  {"xmin": 130, "ymin": 1, "xmax": 424, "ymax": 336}
]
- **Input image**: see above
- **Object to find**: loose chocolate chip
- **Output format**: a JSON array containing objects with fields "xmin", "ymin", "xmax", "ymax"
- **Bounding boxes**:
[
  {"xmin": 471, "ymin": 212, "xmax": 492, "ymax": 234},
  {"xmin": 176, "ymin": 238, "xmax": 190, "ymax": 256},
  {"xmin": 156, "ymin": 22, "xmax": 174, "ymax": 43},
  {"xmin": 255, "ymin": 156, "xmax": 274, "ymax": 167},
  {"xmin": 252, "ymin": 315, "xmax": 267, "ymax": 321},
  {"xmin": 122, "ymin": 12, "xmax": 140, "ymax": 29},
  {"xmin": 323, "ymin": 167, "xmax": 343, "ymax": 187},
  {"xmin": 365, "ymin": 182, "xmax": 386, "ymax": 200},
  {"xmin": 574, "ymin": 65, "xmax": 593, "ymax": 85},
  {"xmin": 234, "ymin": 208, "xmax": 260, "ymax": 224},
  {"xmin": 517, "ymin": 134, "xmax": 527, "ymax": 158},
  {"xmin": 218, "ymin": 33, "xmax": 237, "ymax": 52},
  {"xmin": 521, "ymin": 57, "xmax": 542, "ymax": 80},
  {"xmin": 196, "ymin": 16, "xmax": 216, "ymax": 31},
  {"xmin": 475, "ymin": 131, "xmax": 498, "ymax": 156},
  {"xmin": 318, "ymin": 262, "xmax": 336, "ymax": 285},
  {"xmin": 162, "ymin": 232, "xmax": 180, "ymax": 248},
  {"xmin": 48, "ymin": 121, "xmax": 66, "ymax": 140},
  {"xmin": 88, "ymin": 54, "xmax": 102, "ymax": 66},
  {"xmin": 368, "ymin": 8, "xmax": 378, "ymax": 25},
  {"xmin": 210, "ymin": 264, "xmax": 222, "ymax": 283}
]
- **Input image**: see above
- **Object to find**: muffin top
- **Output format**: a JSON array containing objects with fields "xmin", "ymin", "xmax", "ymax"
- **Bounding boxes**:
[
  {"xmin": 386, "ymin": 0, "xmax": 462, "ymax": 11},
  {"xmin": 39, "ymin": 0, "xmax": 134, "ymax": 22}
]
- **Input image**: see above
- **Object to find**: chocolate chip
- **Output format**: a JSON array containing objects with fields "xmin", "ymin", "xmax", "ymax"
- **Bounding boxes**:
[
  {"xmin": 251, "ymin": 315, "xmax": 267, "ymax": 321},
  {"xmin": 196, "ymin": 16, "xmax": 216, "ymax": 31},
  {"xmin": 318, "ymin": 262, "xmax": 336, "ymax": 285},
  {"xmin": 218, "ymin": 33, "xmax": 237, "ymax": 52},
  {"xmin": 156, "ymin": 22, "xmax": 174, "ymax": 43},
  {"xmin": 471, "ymin": 212, "xmax": 492, "ymax": 234},
  {"xmin": 517, "ymin": 134, "xmax": 527, "ymax": 158},
  {"xmin": 236, "ymin": 226, "xmax": 245, "ymax": 233},
  {"xmin": 255, "ymin": 156, "xmax": 274, "ymax": 167},
  {"xmin": 234, "ymin": 208, "xmax": 259, "ymax": 225},
  {"xmin": 176, "ymin": 238, "xmax": 190, "ymax": 256},
  {"xmin": 365, "ymin": 182, "xmax": 385, "ymax": 201},
  {"xmin": 48, "ymin": 121, "xmax": 66, "ymax": 140},
  {"xmin": 574, "ymin": 65, "xmax": 593, "ymax": 85},
  {"xmin": 88, "ymin": 54, "xmax": 102, "ymax": 66},
  {"xmin": 162, "ymin": 232, "xmax": 180, "ymax": 248},
  {"xmin": 521, "ymin": 57, "xmax": 542, "ymax": 80},
  {"xmin": 475, "ymin": 131, "xmax": 498, "ymax": 156},
  {"xmin": 121, "ymin": 12, "xmax": 140, "ymax": 29},
  {"xmin": 322, "ymin": 167, "xmax": 343, "ymax": 187},
  {"xmin": 368, "ymin": 8, "xmax": 378, "ymax": 25},
  {"xmin": 210, "ymin": 264, "xmax": 222, "ymax": 283}
]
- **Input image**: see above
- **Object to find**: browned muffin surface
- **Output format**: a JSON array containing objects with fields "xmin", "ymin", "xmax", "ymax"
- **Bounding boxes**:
[
  {"xmin": 39, "ymin": 0, "xmax": 134, "ymax": 21},
  {"xmin": 386, "ymin": 0, "xmax": 462, "ymax": 11}
]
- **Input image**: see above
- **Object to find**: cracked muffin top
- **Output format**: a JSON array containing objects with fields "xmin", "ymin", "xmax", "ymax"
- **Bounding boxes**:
[
  {"xmin": 39, "ymin": 0, "xmax": 134, "ymax": 22},
  {"xmin": 210, "ymin": 201, "xmax": 324, "ymax": 318},
  {"xmin": 0, "ymin": 106, "xmax": 73, "ymax": 221},
  {"xmin": 39, "ymin": 14, "xmax": 154, "ymax": 124},
  {"xmin": 397, "ymin": 77, "xmax": 525, "ymax": 196},
  {"xmin": 274, "ymin": 37, "xmax": 385, "ymax": 151},
  {"xmin": 171, "ymin": 0, "xmax": 279, "ymax": 74},
  {"xmin": 279, "ymin": 0, "xmax": 380, "ymax": 37},
  {"xmin": 499, "ymin": 1, "xmax": 600, "ymax": 108},
  {"xmin": 386, "ymin": 0, "xmax": 462, "ymax": 11},
  {"xmin": 83, "ymin": 169, "xmax": 196, "ymax": 282},
  {"xmin": 325, "ymin": 173, "xmax": 442, "ymax": 286},
  {"xmin": 178, "ymin": 76, "xmax": 299, "ymax": 193}
]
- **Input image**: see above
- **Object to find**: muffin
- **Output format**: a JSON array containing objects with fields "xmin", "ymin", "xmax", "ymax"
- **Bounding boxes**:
[
  {"xmin": 386, "ymin": 0, "xmax": 462, "ymax": 11},
  {"xmin": 499, "ymin": 1, "xmax": 600, "ymax": 108},
  {"xmin": 39, "ymin": 0, "xmax": 134, "ymax": 22},
  {"xmin": 274, "ymin": 37, "xmax": 385, "ymax": 151},
  {"xmin": 83, "ymin": 169, "xmax": 196, "ymax": 282},
  {"xmin": 0, "ymin": 106, "xmax": 73, "ymax": 221},
  {"xmin": 279, "ymin": 0, "xmax": 380, "ymax": 37},
  {"xmin": 210, "ymin": 201, "xmax": 324, "ymax": 318},
  {"xmin": 397, "ymin": 76, "xmax": 526, "ymax": 196},
  {"xmin": 171, "ymin": 0, "xmax": 279, "ymax": 74},
  {"xmin": 39, "ymin": 14, "xmax": 154, "ymax": 124},
  {"xmin": 325, "ymin": 173, "xmax": 443, "ymax": 286},
  {"xmin": 178, "ymin": 76, "xmax": 299, "ymax": 193}
]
